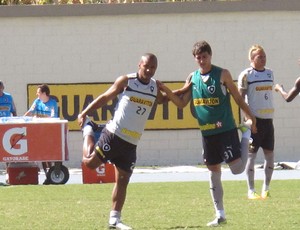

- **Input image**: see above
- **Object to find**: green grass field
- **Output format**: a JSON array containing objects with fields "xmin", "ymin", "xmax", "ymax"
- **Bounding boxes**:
[{"xmin": 0, "ymin": 180, "xmax": 299, "ymax": 229}]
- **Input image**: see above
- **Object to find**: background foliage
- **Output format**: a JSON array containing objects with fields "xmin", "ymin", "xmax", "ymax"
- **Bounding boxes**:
[{"xmin": 0, "ymin": 0, "xmax": 233, "ymax": 6}]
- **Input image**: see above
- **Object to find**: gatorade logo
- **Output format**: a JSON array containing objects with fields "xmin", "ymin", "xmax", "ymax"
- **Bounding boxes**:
[
  {"xmin": 96, "ymin": 164, "xmax": 106, "ymax": 175},
  {"xmin": 2, "ymin": 127, "xmax": 28, "ymax": 155}
]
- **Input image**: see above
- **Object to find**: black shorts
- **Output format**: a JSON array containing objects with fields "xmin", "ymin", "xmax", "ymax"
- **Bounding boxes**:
[
  {"xmin": 249, "ymin": 118, "xmax": 274, "ymax": 153},
  {"xmin": 94, "ymin": 127, "xmax": 137, "ymax": 173},
  {"xmin": 202, "ymin": 129, "xmax": 241, "ymax": 165}
]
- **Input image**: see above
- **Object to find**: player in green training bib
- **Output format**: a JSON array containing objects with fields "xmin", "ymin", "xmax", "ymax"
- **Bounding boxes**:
[{"xmin": 158, "ymin": 40, "xmax": 257, "ymax": 227}]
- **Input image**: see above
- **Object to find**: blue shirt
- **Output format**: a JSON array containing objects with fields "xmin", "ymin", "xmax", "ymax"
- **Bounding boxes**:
[
  {"xmin": 0, "ymin": 92, "xmax": 16, "ymax": 117},
  {"xmin": 28, "ymin": 97, "xmax": 58, "ymax": 118}
]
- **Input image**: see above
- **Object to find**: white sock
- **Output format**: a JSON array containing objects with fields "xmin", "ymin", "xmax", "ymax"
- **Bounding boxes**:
[
  {"xmin": 209, "ymin": 171, "xmax": 224, "ymax": 213},
  {"xmin": 110, "ymin": 210, "xmax": 120, "ymax": 218},
  {"xmin": 262, "ymin": 185, "xmax": 269, "ymax": 192},
  {"xmin": 216, "ymin": 210, "xmax": 225, "ymax": 219},
  {"xmin": 109, "ymin": 210, "xmax": 121, "ymax": 224},
  {"xmin": 248, "ymin": 189, "xmax": 256, "ymax": 194},
  {"xmin": 242, "ymin": 129, "xmax": 251, "ymax": 139}
]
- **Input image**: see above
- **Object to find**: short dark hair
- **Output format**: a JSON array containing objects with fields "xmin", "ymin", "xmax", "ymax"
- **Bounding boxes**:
[
  {"xmin": 142, "ymin": 53, "xmax": 157, "ymax": 63},
  {"xmin": 192, "ymin": 40, "xmax": 212, "ymax": 56},
  {"xmin": 38, "ymin": 84, "xmax": 50, "ymax": 96}
]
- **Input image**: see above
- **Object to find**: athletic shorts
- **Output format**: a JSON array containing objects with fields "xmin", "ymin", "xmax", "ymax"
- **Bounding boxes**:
[
  {"xmin": 249, "ymin": 118, "xmax": 274, "ymax": 153},
  {"xmin": 95, "ymin": 127, "xmax": 137, "ymax": 173},
  {"xmin": 202, "ymin": 128, "xmax": 241, "ymax": 165}
]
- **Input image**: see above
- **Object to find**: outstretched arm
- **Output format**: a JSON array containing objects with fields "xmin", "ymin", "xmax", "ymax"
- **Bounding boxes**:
[
  {"xmin": 24, "ymin": 101, "xmax": 35, "ymax": 117},
  {"xmin": 274, "ymin": 77, "xmax": 300, "ymax": 102},
  {"xmin": 156, "ymin": 78, "xmax": 192, "ymax": 104},
  {"xmin": 24, "ymin": 110, "xmax": 32, "ymax": 116},
  {"xmin": 157, "ymin": 80, "xmax": 191, "ymax": 108},
  {"xmin": 78, "ymin": 75, "xmax": 127, "ymax": 127},
  {"xmin": 222, "ymin": 69, "xmax": 257, "ymax": 133}
]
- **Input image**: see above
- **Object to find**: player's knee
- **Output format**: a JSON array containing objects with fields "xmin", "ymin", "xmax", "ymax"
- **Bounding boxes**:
[
  {"xmin": 82, "ymin": 157, "xmax": 102, "ymax": 170},
  {"xmin": 116, "ymin": 174, "xmax": 131, "ymax": 186},
  {"xmin": 264, "ymin": 150, "xmax": 274, "ymax": 161},
  {"xmin": 231, "ymin": 167, "xmax": 244, "ymax": 175},
  {"xmin": 229, "ymin": 159, "xmax": 245, "ymax": 175},
  {"xmin": 248, "ymin": 152, "xmax": 257, "ymax": 161}
]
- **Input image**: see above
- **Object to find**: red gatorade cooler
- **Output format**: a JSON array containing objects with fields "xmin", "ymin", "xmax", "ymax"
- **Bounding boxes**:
[{"xmin": 7, "ymin": 163, "xmax": 39, "ymax": 185}]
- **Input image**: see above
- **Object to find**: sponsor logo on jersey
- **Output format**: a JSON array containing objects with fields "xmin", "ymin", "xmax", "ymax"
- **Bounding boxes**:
[
  {"xmin": 121, "ymin": 128, "xmax": 141, "ymax": 139},
  {"xmin": 257, "ymin": 109, "xmax": 274, "ymax": 114},
  {"xmin": 255, "ymin": 85, "xmax": 272, "ymax": 91},
  {"xmin": 130, "ymin": 96, "xmax": 153, "ymax": 107},
  {"xmin": 199, "ymin": 121, "xmax": 223, "ymax": 131},
  {"xmin": 193, "ymin": 98, "xmax": 220, "ymax": 106}
]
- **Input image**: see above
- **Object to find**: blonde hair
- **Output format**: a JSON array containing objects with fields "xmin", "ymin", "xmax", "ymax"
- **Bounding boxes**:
[{"xmin": 248, "ymin": 45, "xmax": 264, "ymax": 61}]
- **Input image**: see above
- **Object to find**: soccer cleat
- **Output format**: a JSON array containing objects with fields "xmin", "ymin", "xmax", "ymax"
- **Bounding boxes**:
[
  {"xmin": 206, "ymin": 217, "xmax": 227, "ymax": 227},
  {"xmin": 261, "ymin": 190, "xmax": 271, "ymax": 199},
  {"xmin": 238, "ymin": 122, "xmax": 252, "ymax": 141},
  {"xmin": 248, "ymin": 191, "xmax": 261, "ymax": 200},
  {"xmin": 82, "ymin": 116, "xmax": 98, "ymax": 132},
  {"xmin": 108, "ymin": 219, "xmax": 132, "ymax": 230}
]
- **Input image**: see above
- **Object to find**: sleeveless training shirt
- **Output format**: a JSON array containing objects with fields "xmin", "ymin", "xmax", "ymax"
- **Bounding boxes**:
[
  {"xmin": 238, "ymin": 67, "xmax": 274, "ymax": 119},
  {"xmin": 191, "ymin": 65, "xmax": 236, "ymax": 136},
  {"xmin": 106, "ymin": 73, "xmax": 158, "ymax": 145}
]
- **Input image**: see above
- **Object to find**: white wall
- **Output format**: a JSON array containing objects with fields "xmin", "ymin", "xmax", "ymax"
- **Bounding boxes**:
[{"xmin": 0, "ymin": 1, "xmax": 300, "ymax": 168}]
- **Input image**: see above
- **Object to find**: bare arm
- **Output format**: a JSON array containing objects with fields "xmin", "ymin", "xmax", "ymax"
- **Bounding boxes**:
[
  {"xmin": 238, "ymin": 88, "xmax": 247, "ymax": 101},
  {"xmin": 24, "ymin": 111, "xmax": 32, "ymax": 116},
  {"xmin": 24, "ymin": 102, "xmax": 34, "ymax": 116},
  {"xmin": 157, "ymin": 77, "xmax": 192, "ymax": 104},
  {"xmin": 11, "ymin": 100, "xmax": 17, "ymax": 116},
  {"xmin": 173, "ymin": 79, "xmax": 192, "ymax": 96},
  {"xmin": 156, "ymin": 86, "xmax": 167, "ymax": 104},
  {"xmin": 222, "ymin": 69, "xmax": 257, "ymax": 133},
  {"xmin": 238, "ymin": 87, "xmax": 251, "ymax": 121},
  {"xmin": 274, "ymin": 77, "xmax": 300, "ymax": 102},
  {"xmin": 157, "ymin": 76, "xmax": 192, "ymax": 108},
  {"xmin": 78, "ymin": 75, "xmax": 127, "ymax": 127}
]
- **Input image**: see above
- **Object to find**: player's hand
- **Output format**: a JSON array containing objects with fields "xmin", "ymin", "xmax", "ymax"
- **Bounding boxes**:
[
  {"xmin": 274, "ymin": 84, "xmax": 282, "ymax": 92},
  {"xmin": 157, "ymin": 80, "xmax": 167, "ymax": 91},
  {"xmin": 250, "ymin": 117, "xmax": 257, "ymax": 134},
  {"xmin": 178, "ymin": 82, "xmax": 192, "ymax": 94},
  {"xmin": 244, "ymin": 118, "xmax": 257, "ymax": 134},
  {"xmin": 78, "ymin": 113, "xmax": 85, "ymax": 128}
]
